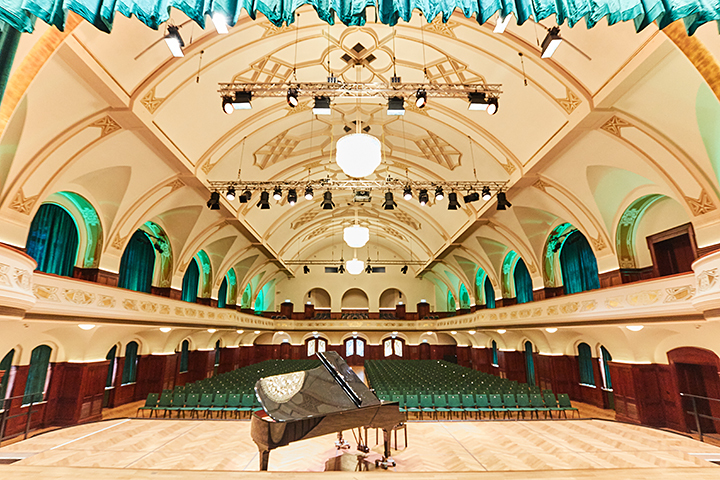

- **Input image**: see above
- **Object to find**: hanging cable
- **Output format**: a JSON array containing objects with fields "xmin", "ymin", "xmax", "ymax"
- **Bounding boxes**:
[
  {"xmin": 292, "ymin": 13, "xmax": 300, "ymax": 82},
  {"xmin": 420, "ymin": 13, "xmax": 428, "ymax": 81},
  {"xmin": 196, "ymin": 50, "xmax": 204, "ymax": 83},
  {"xmin": 468, "ymin": 136, "xmax": 478, "ymax": 181},
  {"xmin": 518, "ymin": 52, "xmax": 528, "ymax": 86}
]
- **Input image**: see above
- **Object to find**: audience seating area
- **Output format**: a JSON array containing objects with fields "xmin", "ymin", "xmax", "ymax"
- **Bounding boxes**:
[
  {"xmin": 137, "ymin": 359, "xmax": 320, "ymax": 419},
  {"xmin": 365, "ymin": 359, "xmax": 579, "ymax": 420}
]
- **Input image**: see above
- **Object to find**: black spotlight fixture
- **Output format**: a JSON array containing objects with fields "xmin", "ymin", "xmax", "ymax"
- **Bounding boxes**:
[
  {"xmin": 164, "ymin": 25, "xmax": 185, "ymax": 57},
  {"xmin": 222, "ymin": 95, "xmax": 234, "ymax": 115},
  {"xmin": 387, "ymin": 96, "xmax": 405, "ymax": 116},
  {"xmin": 541, "ymin": 26, "xmax": 562, "ymax": 58},
  {"xmin": 303, "ymin": 265, "xmax": 310, "ymax": 274},
  {"xmin": 273, "ymin": 187, "xmax": 282, "ymax": 201},
  {"xmin": 448, "ymin": 192, "xmax": 461, "ymax": 210},
  {"xmin": 382, "ymin": 192, "xmax": 397, "ymax": 210},
  {"xmin": 287, "ymin": 189, "xmax": 297, "ymax": 206},
  {"xmin": 487, "ymin": 97, "xmax": 499, "ymax": 115},
  {"xmin": 232, "ymin": 91, "xmax": 252, "ymax": 110},
  {"xmin": 207, "ymin": 191, "xmax": 220, "ymax": 210},
  {"xmin": 321, "ymin": 191, "xmax": 335, "ymax": 210},
  {"xmin": 286, "ymin": 88, "xmax": 298, "ymax": 107},
  {"xmin": 257, "ymin": 191, "xmax": 271, "ymax": 209},
  {"xmin": 419, "ymin": 189, "xmax": 429, "ymax": 206},
  {"xmin": 463, "ymin": 191, "xmax": 479, "ymax": 203},
  {"xmin": 304, "ymin": 186, "xmax": 314, "ymax": 200},
  {"xmin": 338, "ymin": 263, "xmax": 345, "ymax": 274},
  {"xmin": 226, "ymin": 186, "xmax": 236, "ymax": 201},
  {"xmin": 496, "ymin": 191, "xmax": 512, "ymax": 210},
  {"xmin": 435, "ymin": 186, "xmax": 444, "ymax": 201},
  {"xmin": 401, "ymin": 265, "xmax": 408, "ymax": 275},
  {"xmin": 415, "ymin": 89, "xmax": 427, "ymax": 108},
  {"xmin": 403, "ymin": 186, "xmax": 413, "ymax": 201},
  {"xmin": 313, "ymin": 96, "xmax": 331, "ymax": 115},
  {"xmin": 239, "ymin": 189, "xmax": 252, "ymax": 203},
  {"xmin": 481, "ymin": 186, "xmax": 492, "ymax": 201},
  {"xmin": 365, "ymin": 263, "xmax": 372, "ymax": 274}
]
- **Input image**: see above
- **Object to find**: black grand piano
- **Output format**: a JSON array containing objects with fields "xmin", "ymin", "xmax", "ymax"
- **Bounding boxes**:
[{"xmin": 250, "ymin": 351, "xmax": 405, "ymax": 471}]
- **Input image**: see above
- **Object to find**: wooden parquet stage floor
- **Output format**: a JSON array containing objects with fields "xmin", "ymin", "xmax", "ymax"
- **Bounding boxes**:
[{"xmin": 0, "ymin": 418, "xmax": 719, "ymax": 479}]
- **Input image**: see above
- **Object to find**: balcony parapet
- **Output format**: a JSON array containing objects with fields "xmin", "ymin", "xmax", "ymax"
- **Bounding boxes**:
[
  {"xmin": 0, "ymin": 244, "xmax": 36, "ymax": 318},
  {"xmin": 693, "ymin": 251, "xmax": 720, "ymax": 320}
]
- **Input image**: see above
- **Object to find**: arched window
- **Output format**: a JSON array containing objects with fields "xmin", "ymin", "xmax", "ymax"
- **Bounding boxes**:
[
  {"xmin": 459, "ymin": 284, "xmax": 470, "ymax": 309},
  {"xmin": 560, "ymin": 231, "xmax": 600, "ymax": 294},
  {"xmin": 241, "ymin": 284, "xmax": 252, "ymax": 309},
  {"xmin": 118, "ymin": 230, "xmax": 155, "ymax": 293},
  {"xmin": 0, "ymin": 349, "xmax": 15, "ymax": 408},
  {"xmin": 218, "ymin": 277, "xmax": 228, "ymax": 308},
  {"xmin": 514, "ymin": 258, "xmax": 533, "ymax": 304},
  {"xmin": 179, "ymin": 340, "xmax": 189, "ymax": 373},
  {"xmin": 578, "ymin": 343, "xmax": 595, "ymax": 386},
  {"xmin": 491, "ymin": 340, "xmax": 498, "ymax": 366},
  {"xmin": 254, "ymin": 289, "xmax": 265, "ymax": 314},
  {"xmin": 105, "ymin": 345, "xmax": 117, "ymax": 389},
  {"xmin": 26, "ymin": 203, "xmax": 79, "ymax": 277},
  {"xmin": 214, "ymin": 340, "xmax": 221, "ymax": 367},
  {"xmin": 599, "ymin": 346, "xmax": 613, "ymax": 390},
  {"xmin": 345, "ymin": 337, "xmax": 366, "ymax": 358},
  {"xmin": 447, "ymin": 291, "xmax": 456, "ymax": 312},
  {"xmin": 121, "ymin": 342, "xmax": 139, "ymax": 385},
  {"xmin": 484, "ymin": 277, "xmax": 495, "ymax": 309},
  {"xmin": 524, "ymin": 341, "xmax": 536, "ymax": 386},
  {"xmin": 181, "ymin": 258, "xmax": 200, "ymax": 303},
  {"xmin": 23, "ymin": 345, "xmax": 52, "ymax": 404},
  {"xmin": 306, "ymin": 337, "xmax": 327, "ymax": 357},
  {"xmin": 383, "ymin": 337, "xmax": 404, "ymax": 358}
]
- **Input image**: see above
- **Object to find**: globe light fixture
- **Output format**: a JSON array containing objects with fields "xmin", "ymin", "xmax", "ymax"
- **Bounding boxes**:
[
  {"xmin": 344, "ymin": 224, "xmax": 369, "ymax": 248},
  {"xmin": 335, "ymin": 133, "xmax": 382, "ymax": 178},
  {"xmin": 346, "ymin": 257, "xmax": 365, "ymax": 275}
]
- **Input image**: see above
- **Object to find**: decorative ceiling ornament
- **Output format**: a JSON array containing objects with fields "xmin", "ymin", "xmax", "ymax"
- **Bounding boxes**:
[{"xmin": 344, "ymin": 224, "xmax": 370, "ymax": 248}]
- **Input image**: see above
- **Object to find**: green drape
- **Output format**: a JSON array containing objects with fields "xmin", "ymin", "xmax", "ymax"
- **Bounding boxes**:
[
  {"xmin": 524, "ymin": 341, "xmax": 535, "ymax": 386},
  {"xmin": 118, "ymin": 230, "xmax": 155, "ymax": 293},
  {"xmin": 181, "ymin": 258, "xmax": 199, "ymax": 303},
  {"xmin": 578, "ymin": 342, "xmax": 595, "ymax": 386},
  {"xmin": 0, "ymin": 0, "xmax": 716, "ymax": 35},
  {"xmin": 600, "ymin": 345, "xmax": 612, "ymax": 389},
  {"xmin": 0, "ymin": 20, "xmax": 20, "ymax": 106},
  {"xmin": 121, "ymin": 341, "xmax": 138, "ymax": 384},
  {"xmin": 514, "ymin": 258, "xmax": 533, "ymax": 304},
  {"xmin": 254, "ymin": 289, "xmax": 265, "ymax": 313},
  {"xmin": 0, "ymin": 349, "xmax": 14, "ymax": 409},
  {"xmin": 447, "ymin": 290, "xmax": 456, "ymax": 312},
  {"xmin": 105, "ymin": 345, "xmax": 116, "ymax": 388},
  {"xmin": 218, "ymin": 277, "xmax": 228, "ymax": 309},
  {"xmin": 492, "ymin": 340, "xmax": 498, "ymax": 365},
  {"xmin": 26, "ymin": 203, "xmax": 79, "ymax": 277},
  {"xmin": 560, "ymin": 231, "xmax": 600, "ymax": 295},
  {"xmin": 23, "ymin": 345, "xmax": 51, "ymax": 404},
  {"xmin": 214, "ymin": 340, "xmax": 221, "ymax": 366},
  {"xmin": 179, "ymin": 340, "xmax": 189, "ymax": 373},
  {"xmin": 484, "ymin": 277, "xmax": 495, "ymax": 309}
]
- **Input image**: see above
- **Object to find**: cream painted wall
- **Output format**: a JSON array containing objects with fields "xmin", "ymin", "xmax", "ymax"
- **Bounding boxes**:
[{"xmin": 634, "ymin": 197, "xmax": 690, "ymax": 268}]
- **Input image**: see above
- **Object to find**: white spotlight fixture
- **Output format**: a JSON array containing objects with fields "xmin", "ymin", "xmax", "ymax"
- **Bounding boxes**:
[
  {"xmin": 335, "ymin": 133, "xmax": 382, "ymax": 178},
  {"xmin": 541, "ymin": 27, "xmax": 562, "ymax": 59},
  {"xmin": 481, "ymin": 186, "xmax": 492, "ymax": 201},
  {"xmin": 225, "ymin": 186, "xmax": 236, "ymax": 201},
  {"xmin": 403, "ymin": 186, "xmax": 413, "ymax": 201},
  {"xmin": 497, "ymin": 329, "xmax": 506, "ymax": 334},
  {"xmin": 344, "ymin": 224, "xmax": 370, "ymax": 248},
  {"xmin": 494, "ymin": 13, "xmax": 512, "ymax": 33},
  {"xmin": 387, "ymin": 96, "xmax": 405, "ymax": 116},
  {"xmin": 236, "ymin": 329, "xmax": 244, "ymax": 334},
  {"xmin": 160, "ymin": 327, "xmax": 172, "ymax": 333},
  {"xmin": 435, "ymin": 186, "xmax": 444, "ymax": 201},
  {"xmin": 626, "ymin": 325, "xmax": 644, "ymax": 332},
  {"xmin": 78, "ymin": 324, "xmax": 96, "ymax": 330},
  {"xmin": 232, "ymin": 91, "xmax": 252, "ymax": 110},
  {"xmin": 222, "ymin": 96, "xmax": 234, "ymax": 115},
  {"xmin": 212, "ymin": 12, "xmax": 229, "ymax": 34},
  {"xmin": 164, "ymin": 25, "xmax": 185, "ymax": 57},
  {"xmin": 468, "ymin": 92, "xmax": 489, "ymax": 111},
  {"xmin": 346, "ymin": 257, "xmax": 365, "ymax": 275},
  {"xmin": 304, "ymin": 186, "xmax": 314, "ymax": 201},
  {"xmin": 272, "ymin": 187, "xmax": 282, "ymax": 201},
  {"xmin": 545, "ymin": 327, "xmax": 557, "ymax": 333},
  {"xmin": 313, "ymin": 96, "xmax": 331, "ymax": 115},
  {"xmin": 207, "ymin": 328, "xmax": 217, "ymax": 333},
  {"xmin": 415, "ymin": 89, "xmax": 427, "ymax": 108}
]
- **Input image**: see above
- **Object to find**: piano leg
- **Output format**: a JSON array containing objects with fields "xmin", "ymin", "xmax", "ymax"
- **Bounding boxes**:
[
  {"xmin": 259, "ymin": 449, "xmax": 270, "ymax": 471},
  {"xmin": 373, "ymin": 429, "xmax": 396, "ymax": 469}
]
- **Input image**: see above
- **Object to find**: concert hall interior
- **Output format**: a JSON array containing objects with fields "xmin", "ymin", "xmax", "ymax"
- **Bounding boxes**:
[{"xmin": 1, "ymin": 0, "xmax": 720, "ymax": 477}]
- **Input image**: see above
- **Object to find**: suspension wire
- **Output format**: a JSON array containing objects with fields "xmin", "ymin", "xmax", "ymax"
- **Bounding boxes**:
[
  {"xmin": 392, "ymin": 28, "xmax": 397, "ymax": 78},
  {"xmin": 292, "ymin": 13, "xmax": 299, "ymax": 82},
  {"xmin": 237, "ymin": 136, "xmax": 247, "ymax": 180},
  {"xmin": 469, "ymin": 135, "xmax": 478, "ymax": 181},
  {"xmin": 326, "ymin": 24, "xmax": 332, "ymax": 77},
  {"xmin": 420, "ymin": 13, "xmax": 428, "ymax": 80},
  {"xmin": 196, "ymin": 50, "xmax": 204, "ymax": 83},
  {"xmin": 518, "ymin": 52, "xmax": 528, "ymax": 86}
]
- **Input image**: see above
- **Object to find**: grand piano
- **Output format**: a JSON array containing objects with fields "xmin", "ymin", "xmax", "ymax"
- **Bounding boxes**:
[{"xmin": 250, "ymin": 351, "xmax": 405, "ymax": 471}]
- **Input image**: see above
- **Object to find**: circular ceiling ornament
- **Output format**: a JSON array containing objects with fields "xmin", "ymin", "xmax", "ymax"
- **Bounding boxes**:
[
  {"xmin": 335, "ymin": 133, "xmax": 382, "ymax": 178},
  {"xmin": 346, "ymin": 258, "xmax": 365, "ymax": 275},
  {"xmin": 343, "ymin": 225, "xmax": 370, "ymax": 249}
]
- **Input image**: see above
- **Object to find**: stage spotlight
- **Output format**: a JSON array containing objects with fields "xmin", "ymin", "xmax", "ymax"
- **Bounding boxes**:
[
  {"xmin": 419, "ymin": 189, "xmax": 429, "ymax": 206},
  {"xmin": 463, "ymin": 192, "xmax": 479, "ymax": 203},
  {"xmin": 232, "ymin": 91, "xmax": 252, "ymax": 110},
  {"xmin": 222, "ymin": 95, "xmax": 234, "ymax": 114},
  {"xmin": 403, "ymin": 186, "xmax": 413, "ymax": 201},
  {"xmin": 207, "ymin": 191, "xmax": 220, "ymax": 210},
  {"xmin": 164, "ymin": 25, "xmax": 185, "ymax": 57},
  {"xmin": 496, "ymin": 191, "xmax": 512, "ymax": 210},
  {"xmin": 338, "ymin": 263, "xmax": 345, "ymax": 274},
  {"xmin": 321, "ymin": 191, "xmax": 335, "ymax": 210},
  {"xmin": 365, "ymin": 263, "xmax": 372, "ymax": 274},
  {"xmin": 468, "ymin": 92, "xmax": 490, "ymax": 111},
  {"xmin": 273, "ymin": 187, "xmax": 282, "ymax": 201},
  {"xmin": 415, "ymin": 89, "xmax": 427, "ymax": 108},
  {"xmin": 448, "ymin": 192, "xmax": 461, "ymax": 210},
  {"xmin": 287, "ymin": 189, "xmax": 297, "ymax": 205},
  {"xmin": 487, "ymin": 97, "xmax": 499, "ymax": 115},
  {"xmin": 226, "ymin": 186, "xmax": 236, "ymax": 201},
  {"xmin": 257, "ymin": 191, "xmax": 271, "ymax": 209},
  {"xmin": 481, "ymin": 186, "xmax": 492, "ymax": 201},
  {"xmin": 303, "ymin": 265, "xmax": 310, "ymax": 274},
  {"xmin": 313, "ymin": 96, "xmax": 331, "ymax": 115},
  {"xmin": 286, "ymin": 88, "xmax": 298, "ymax": 107},
  {"xmin": 387, "ymin": 96, "xmax": 405, "ymax": 116},
  {"xmin": 435, "ymin": 186, "xmax": 444, "ymax": 201},
  {"xmin": 541, "ymin": 26, "xmax": 562, "ymax": 58},
  {"xmin": 304, "ymin": 186, "xmax": 314, "ymax": 200},
  {"xmin": 238, "ymin": 190, "xmax": 252, "ymax": 203},
  {"xmin": 401, "ymin": 265, "xmax": 408, "ymax": 274},
  {"xmin": 382, "ymin": 192, "xmax": 397, "ymax": 210}
]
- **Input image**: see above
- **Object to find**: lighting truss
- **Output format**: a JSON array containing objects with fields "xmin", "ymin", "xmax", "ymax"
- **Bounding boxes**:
[
  {"xmin": 284, "ymin": 259, "xmax": 426, "ymax": 265},
  {"xmin": 218, "ymin": 82, "xmax": 502, "ymax": 100}
]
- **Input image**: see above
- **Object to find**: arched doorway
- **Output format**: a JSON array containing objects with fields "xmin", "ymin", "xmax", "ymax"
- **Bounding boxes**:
[
  {"xmin": 668, "ymin": 347, "xmax": 720, "ymax": 434},
  {"xmin": 419, "ymin": 342, "xmax": 431, "ymax": 360}
]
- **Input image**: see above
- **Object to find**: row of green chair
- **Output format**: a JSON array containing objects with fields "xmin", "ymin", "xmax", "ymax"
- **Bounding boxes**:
[{"xmin": 137, "ymin": 392, "xmax": 262, "ymax": 419}]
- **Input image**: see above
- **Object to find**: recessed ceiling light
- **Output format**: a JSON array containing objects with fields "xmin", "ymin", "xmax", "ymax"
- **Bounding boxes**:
[
  {"xmin": 207, "ymin": 328, "xmax": 217, "ymax": 333},
  {"xmin": 545, "ymin": 328, "xmax": 557, "ymax": 333},
  {"xmin": 451, "ymin": 331, "xmax": 457, "ymax": 334},
  {"xmin": 626, "ymin": 325, "xmax": 644, "ymax": 331},
  {"xmin": 236, "ymin": 329, "xmax": 244, "ymax": 334},
  {"xmin": 160, "ymin": 327, "xmax": 172, "ymax": 333},
  {"xmin": 254, "ymin": 330, "xmax": 261, "ymax": 334},
  {"xmin": 78, "ymin": 324, "xmax": 95, "ymax": 330},
  {"xmin": 468, "ymin": 330, "xmax": 476, "ymax": 335},
  {"xmin": 497, "ymin": 329, "xmax": 506, "ymax": 334}
]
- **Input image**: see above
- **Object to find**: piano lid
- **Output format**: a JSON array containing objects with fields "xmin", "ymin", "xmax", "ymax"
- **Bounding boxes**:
[{"xmin": 254, "ymin": 351, "xmax": 380, "ymax": 422}]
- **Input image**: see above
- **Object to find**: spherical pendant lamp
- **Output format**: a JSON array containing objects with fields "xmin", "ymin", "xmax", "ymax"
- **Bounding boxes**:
[
  {"xmin": 346, "ymin": 257, "xmax": 365, "ymax": 275},
  {"xmin": 335, "ymin": 133, "xmax": 382, "ymax": 178},
  {"xmin": 343, "ymin": 225, "xmax": 370, "ymax": 249}
]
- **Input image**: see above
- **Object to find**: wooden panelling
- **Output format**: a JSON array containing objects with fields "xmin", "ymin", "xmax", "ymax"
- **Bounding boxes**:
[
  {"xmin": 598, "ymin": 270, "xmax": 623, "ymax": 289},
  {"xmin": 698, "ymin": 242, "xmax": 720, "ymax": 258},
  {"xmin": 187, "ymin": 351, "xmax": 214, "ymax": 383}
]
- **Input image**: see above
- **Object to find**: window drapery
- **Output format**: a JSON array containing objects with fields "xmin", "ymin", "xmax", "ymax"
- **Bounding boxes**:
[
  {"xmin": 118, "ymin": 230, "xmax": 155, "ymax": 293},
  {"xmin": 484, "ymin": 277, "xmax": 495, "ymax": 309},
  {"xmin": 218, "ymin": 277, "xmax": 228, "ymax": 309},
  {"xmin": 23, "ymin": 345, "xmax": 51, "ymax": 404},
  {"xmin": 214, "ymin": 340, "xmax": 221, "ymax": 366},
  {"xmin": 491, "ymin": 340, "xmax": 498, "ymax": 366},
  {"xmin": 26, "ymin": 203, "xmax": 79, "ymax": 277},
  {"xmin": 105, "ymin": 345, "xmax": 116, "ymax": 388},
  {"xmin": 514, "ymin": 258, "xmax": 533, "ymax": 304},
  {"xmin": 122, "ymin": 341, "xmax": 138, "ymax": 384},
  {"xmin": 0, "ymin": 349, "xmax": 14, "ymax": 409},
  {"xmin": 600, "ymin": 345, "xmax": 612, "ymax": 389},
  {"xmin": 578, "ymin": 342, "xmax": 595, "ymax": 386},
  {"xmin": 524, "ymin": 341, "xmax": 536, "ymax": 386},
  {"xmin": 560, "ymin": 230, "xmax": 600, "ymax": 295},
  {"xmin": 179, "ymin": 340, "xmax": 189, "ymax": 373},
  {"xmin": 181, "ymin": 258, "xmax": 199, "ymax": 303},
  {"xmin": 0, "ymin": 20, "xmax": 20, "ymax": 105}
]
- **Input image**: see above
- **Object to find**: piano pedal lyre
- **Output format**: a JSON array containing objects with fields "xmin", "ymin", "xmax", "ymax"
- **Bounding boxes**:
[{"xmin": 335, "ymin": 431, "xmax": 351, "ymax": 450}]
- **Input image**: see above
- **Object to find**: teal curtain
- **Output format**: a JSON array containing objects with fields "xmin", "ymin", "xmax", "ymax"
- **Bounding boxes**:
[
  {"xmin": 254, "ymin": 289, "xmax": 265, "ymax": 313},
  {"xmin": 560, "ymin": 231, "xmax": 600, "ymax": 295},
  {"xmin": 0, "ymin": 20, "xmax": 20, "ymax": 106},
  {"xmin": 105, "ymin": 345, "xmax": 116, "ymax": 388},
  {"xmin": 447, "ymin": 290, "xmax": 456, "ymax": 312},
  {"xmin": 524, "ymin": 341, "xmax": 535, "ymax": 386},
  {"xmin": 23, "ymin": 345, "xmax": 51, "ymax": 404},
  {"xmin": 514, "ymin": 258, "xmax": 533, "ymax": 304},
  {"xmin": 0, "ymin": 349, "xmax": 14, "ymax": 409},
  {"xmin": 578, "ymin": 342, "xmax": 595, "ymax": 386},
  {"xmin": 491, "ymin": 340, "xmax": 498, "ymax": 365},
  {"xmin": 600, "ymin": 346, "xmax": 613, "ymax": 389},
  {"xmin": 0, "ymin": 0, "xmax": 715, "ymax": 35},
  {"xmin": 179, "ymin": 340, "xmax": 189, "ymax": 373},
  {"xmin": 181, "ymin": 258, "xmax": 199, "ymax": 303},
  {"xmin": 218, "ymin": 277, "xmax": 228, "ymax": 309},
  {"xmin": 26, "ymin": 203, "xmax": 79, "ymax": 277},
  {"xmin": 214, "ymin": 340, "xmax": 221, "ymax": 366},
  {"xmin": 484, "ymin": 277, "xmax": 495, "ymax": 309},
  {"xmin": 121, "ymin": 341, "xmax": 138, "ymax": 384},
  {"xmin": 118, "ymin": 230, "xmax": 155, "ymax": 293}
]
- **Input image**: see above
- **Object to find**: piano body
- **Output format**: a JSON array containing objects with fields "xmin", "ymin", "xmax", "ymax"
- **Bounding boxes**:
[{"xmin": 250, "ymin": 351, "xmax": 404, "ymax": 471}]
